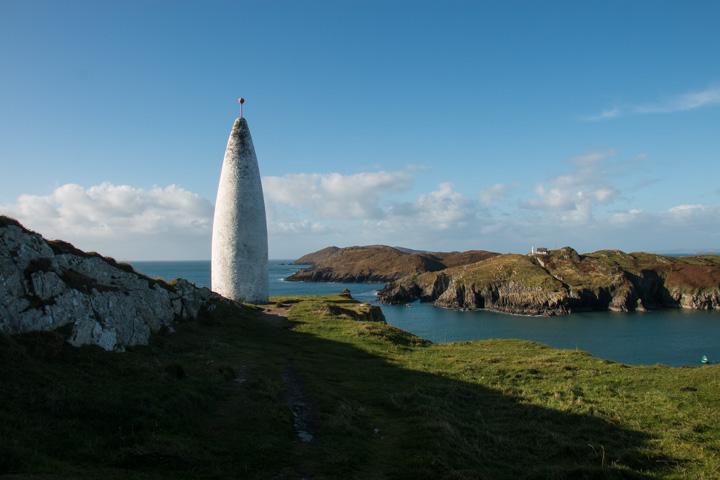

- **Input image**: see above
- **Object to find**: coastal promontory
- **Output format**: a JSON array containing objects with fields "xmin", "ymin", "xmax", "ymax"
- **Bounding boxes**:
[
  {"xmin": 377, "ymin": 246, "xmax": 720, "ymax": 315},
  {"xmin": 286, "ymin": 245, "xmax": 499, "ymax": 283},
  {"xmin": 289, "ymin": 244, "xmax": 720, "ymax": 315}
]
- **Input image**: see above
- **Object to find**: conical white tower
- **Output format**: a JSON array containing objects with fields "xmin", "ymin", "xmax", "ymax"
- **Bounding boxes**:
[{"xmin": 211, "ymin": 117, "xmax": 268, "ymax": 304}]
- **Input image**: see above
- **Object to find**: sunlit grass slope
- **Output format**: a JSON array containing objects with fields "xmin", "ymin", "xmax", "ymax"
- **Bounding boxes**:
[{"xmin": 1, "ymin": 295, "xmax": 719, "ymax": 479}]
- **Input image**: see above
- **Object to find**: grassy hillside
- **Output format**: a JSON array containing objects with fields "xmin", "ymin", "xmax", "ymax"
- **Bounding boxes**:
[
  {"xmin": 379, "ymin": 247, "xmax": 720, "ymax": 314},
  {"xmin": 287, "ymin": 245, "xmax": 448, "ymax": 282},
  {"xmin": 587, "ymin": 250, "xmax": 720, "ymax": 296},
  {"xmin": 287, "ymin": 245, "xmax": 500, "ymax": 283},
  {"xmin": 1, "ymin": 296, "xmax": 719, "ymax": 479},
  {"xmin": 291, "ymin": 246, "xmax": 341, "ymax": 265}
]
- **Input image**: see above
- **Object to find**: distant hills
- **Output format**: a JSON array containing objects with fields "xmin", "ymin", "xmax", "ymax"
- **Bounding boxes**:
[
  {"xmin": 658, "ymin": 250, "xmax": 720, "ymax": 257},
  {"xmin": 287, "ymin": 245, "xmax": 499, "ymax": 283},
  {"xmin": 290, "ymin": 245, "xmax": 720, "ymax": 316}
]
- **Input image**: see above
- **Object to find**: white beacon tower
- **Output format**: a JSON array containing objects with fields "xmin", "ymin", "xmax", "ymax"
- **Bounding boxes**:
[{"xmin": 211, "ymin": 114, "xmax": 269, "ymax": 304}]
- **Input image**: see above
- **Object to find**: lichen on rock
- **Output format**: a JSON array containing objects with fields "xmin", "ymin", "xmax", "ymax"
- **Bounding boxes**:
[{"xmin": 0, "ymin": 216, "xmax": 226, "ymax": 351}]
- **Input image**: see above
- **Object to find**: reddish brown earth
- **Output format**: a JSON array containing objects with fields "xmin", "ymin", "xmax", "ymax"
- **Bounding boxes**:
[
  {"xmin": 287, "ymin": 245, "xmax": 500, "ymax": 283},
  {"xmin": 667, "ymin": 264, "xmax": 720, "ymax": 290}
]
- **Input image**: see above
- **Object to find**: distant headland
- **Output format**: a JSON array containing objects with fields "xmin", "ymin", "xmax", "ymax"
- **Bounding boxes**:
[{"xmin": 289, "ymin": 245, "xmax": 720, "ymax": 316}]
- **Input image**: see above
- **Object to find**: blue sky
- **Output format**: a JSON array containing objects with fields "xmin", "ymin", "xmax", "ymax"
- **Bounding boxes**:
[{"xmin": 1, "ymin": 0, "xmax": 719, "ymax": 260}]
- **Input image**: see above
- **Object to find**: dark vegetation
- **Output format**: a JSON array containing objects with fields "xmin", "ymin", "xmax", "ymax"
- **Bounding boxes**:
[
  {"xmin": 0, "ymin": 215, "xmax": 24, "ymax": 229},
  {"xmin": 1, "ymin": 295, "xmax": 719, "ymax": 479},
  {"xmin": 3, "ymin": 215, "xmax": 175, "ymax": 293}
]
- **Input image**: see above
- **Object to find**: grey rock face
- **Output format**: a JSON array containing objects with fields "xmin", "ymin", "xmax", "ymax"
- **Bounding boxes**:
[
  {"xmin": 0, "ymin": 218, "xmax": 222, "ymax": 351},
  {"xmin": 211, "ymin": 117, "xmax": 269, "ymax": 304},
  {"xmin": 674, "ymin": 290, "xmax": 720, "ymax": 310}
]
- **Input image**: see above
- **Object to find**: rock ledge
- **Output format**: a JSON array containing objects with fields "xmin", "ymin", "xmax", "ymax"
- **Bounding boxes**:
[{"xmin": 0, "ymin": 216, "xmax": 228, "ymax": 351}]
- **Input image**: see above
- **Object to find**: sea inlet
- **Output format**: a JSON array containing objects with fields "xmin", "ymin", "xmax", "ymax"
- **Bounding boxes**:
[{"xmin": 132, "ymin": 260, "xmax": 720, "ymax": 367}]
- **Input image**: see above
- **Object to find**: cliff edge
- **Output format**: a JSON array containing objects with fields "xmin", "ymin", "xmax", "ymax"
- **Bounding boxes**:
[
  {"xmin": 377, "ymin": 246, "xmax": 720, "ymax": 315},
  {"xmin": 0, "ymin": 216, "xmax": 226, "ymax": 351}
]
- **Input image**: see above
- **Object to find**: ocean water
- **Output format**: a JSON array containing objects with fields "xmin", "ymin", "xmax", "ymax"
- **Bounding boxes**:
[{"xmin": 131, "ymin": 260, "xmax": 720, "ymax": 367}]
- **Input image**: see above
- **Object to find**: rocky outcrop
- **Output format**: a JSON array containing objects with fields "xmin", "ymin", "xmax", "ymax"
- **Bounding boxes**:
[
  {"xmin": 377, "ymin": 247, "xmax": 720, "ymax": 316},
  {"xmin": 317, "ymin": 302, "xmax": 386, "ymax": 323},
  {"xmin": 287, "ymin": 245, "xmax": 499, "ymax": 283},
  {"xmin": 0, "ymin": 216, "xmax": 227, "ymax": 351}
]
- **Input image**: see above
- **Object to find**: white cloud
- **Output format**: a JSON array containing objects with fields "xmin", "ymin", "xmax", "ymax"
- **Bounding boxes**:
[
  {"xmin": 262, "ymin": 170, "xmax": 413, "ymax": 220},
  {"xmin": 268, "ymin": 219, "xmax": 331, "ymax": 235},
  {"xmin": 262, "ymin": 155, "xmax": 719, "ymax": 256},
  {"xmin": 628, "ymin": 153, "xmax": 649, "ymax": 163},
  {"xmin": 582, "ymin": 86, "xmax": 720, "ymax": 120},
  {"xmin": 666, "ymin": 204, "xmax": 720, "ymax": 225},
  {"xmin": 478, "ymin": 183, "xmax": 507, "ymax": 205},
  {"xmin": 3, "ymin": 161, "xmax": 718, "ymax": 261},
  {"xmin": 264, "ymin": 171, "xmax": 480, "ymax": 247},
  {"xmin": 609, "ymin": 209, "xmax": 644, "ymax": 225},
  {"xmin": 610, "ymin": 204, "xmax": 720, "ymax": 231},
  {"xmin": 405, "ymin": 163, "xmax": 433, "ymax": 171},
  {"xmin": 522, "ymin": 149, "xmax": 621, "ymax": 222},
  {"xmin": 262, "ymin": 170, "xmax": 481, "ymax": 253},
  {"xmin": 525, "ymin": 186, "xmax": 576, "ymax": 212},
  {"xmin": 571, "ymin": 149, "xmax": 619, "ymax": 167},
  {"xmin": 580, "ymin": 106, "xmax": 621, "ymax": 121},
  {"xmin": 387, "ymin": 182, "xmax": 477, "ymax": 229},
  {"xmin": 604, "ymin": 204, "xmax": 720, "ymax": 250},
  {"xmin": 635, "ymin": 87, "xmax": 720, "ymax": 114},
  {"xmin": 1, "ymin": 183, "xmax": 213, "ymax": 260}
]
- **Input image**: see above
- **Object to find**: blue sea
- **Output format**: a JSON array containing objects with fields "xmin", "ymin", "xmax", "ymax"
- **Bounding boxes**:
[{"xmin": 131, "ymin": 260, "xmax": 720, "ymax": 367}]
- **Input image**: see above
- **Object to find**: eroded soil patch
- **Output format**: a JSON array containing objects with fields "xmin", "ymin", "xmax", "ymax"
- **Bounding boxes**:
[{"xmin": 259, "ymin": 304, "xmax": 293, "ymax": 323}]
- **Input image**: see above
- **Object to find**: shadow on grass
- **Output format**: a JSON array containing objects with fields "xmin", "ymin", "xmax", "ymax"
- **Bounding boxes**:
[
  {"xmin": 270, "ymin": 308, "xmax": 677, "ymax": 479},
  {"xmin": 0, "ymin": 299, "xmax": 679, "ymax": 480}
]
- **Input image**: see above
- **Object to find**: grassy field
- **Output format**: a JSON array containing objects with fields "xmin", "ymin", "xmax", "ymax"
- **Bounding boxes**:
[{"xmin": 1, "ymin": 295, "xmax": 719, "ymax": 479}]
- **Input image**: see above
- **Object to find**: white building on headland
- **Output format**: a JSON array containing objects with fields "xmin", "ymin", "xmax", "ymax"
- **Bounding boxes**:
[{"xmin": 531, "ymin": 246, "xmax": 549, "ymax": 255}]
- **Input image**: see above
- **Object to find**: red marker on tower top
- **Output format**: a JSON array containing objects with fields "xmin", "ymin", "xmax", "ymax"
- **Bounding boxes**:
[{"xmin": 238, "ymin": 98, "xmax": 245, "ymax": 118}]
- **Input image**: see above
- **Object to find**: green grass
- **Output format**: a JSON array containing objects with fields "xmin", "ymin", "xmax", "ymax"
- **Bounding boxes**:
[
  {"xmin": 2, "ymin": 295, "xmax": 719, "ymax": 479},
  {"xmin": 450, "ymin": 254, "xmax": 565, "ymax": 291}
]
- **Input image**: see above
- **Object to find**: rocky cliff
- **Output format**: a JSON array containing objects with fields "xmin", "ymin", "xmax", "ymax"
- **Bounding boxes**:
[
  {"xmin": 377, "ymin": 247, "xmax": 720, "ymax": 315},
  {"xmin": 0, "ymin": 216, "xmax": 226, "ymax": 351},
  {"xmin": 287, "ymin": 245, "xmax": 499, "ymax": 283}
]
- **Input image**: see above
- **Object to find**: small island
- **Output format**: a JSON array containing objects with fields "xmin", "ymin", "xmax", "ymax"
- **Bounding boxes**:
[{"xmin": 289, "ymin": 245, "xmax": 720, "ymax": 316}]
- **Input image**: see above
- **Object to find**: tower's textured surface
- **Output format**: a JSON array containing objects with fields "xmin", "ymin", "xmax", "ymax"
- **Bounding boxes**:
[{"xmin": 211, "ymin": 117, "xmax": 269, "ymax": 304}]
